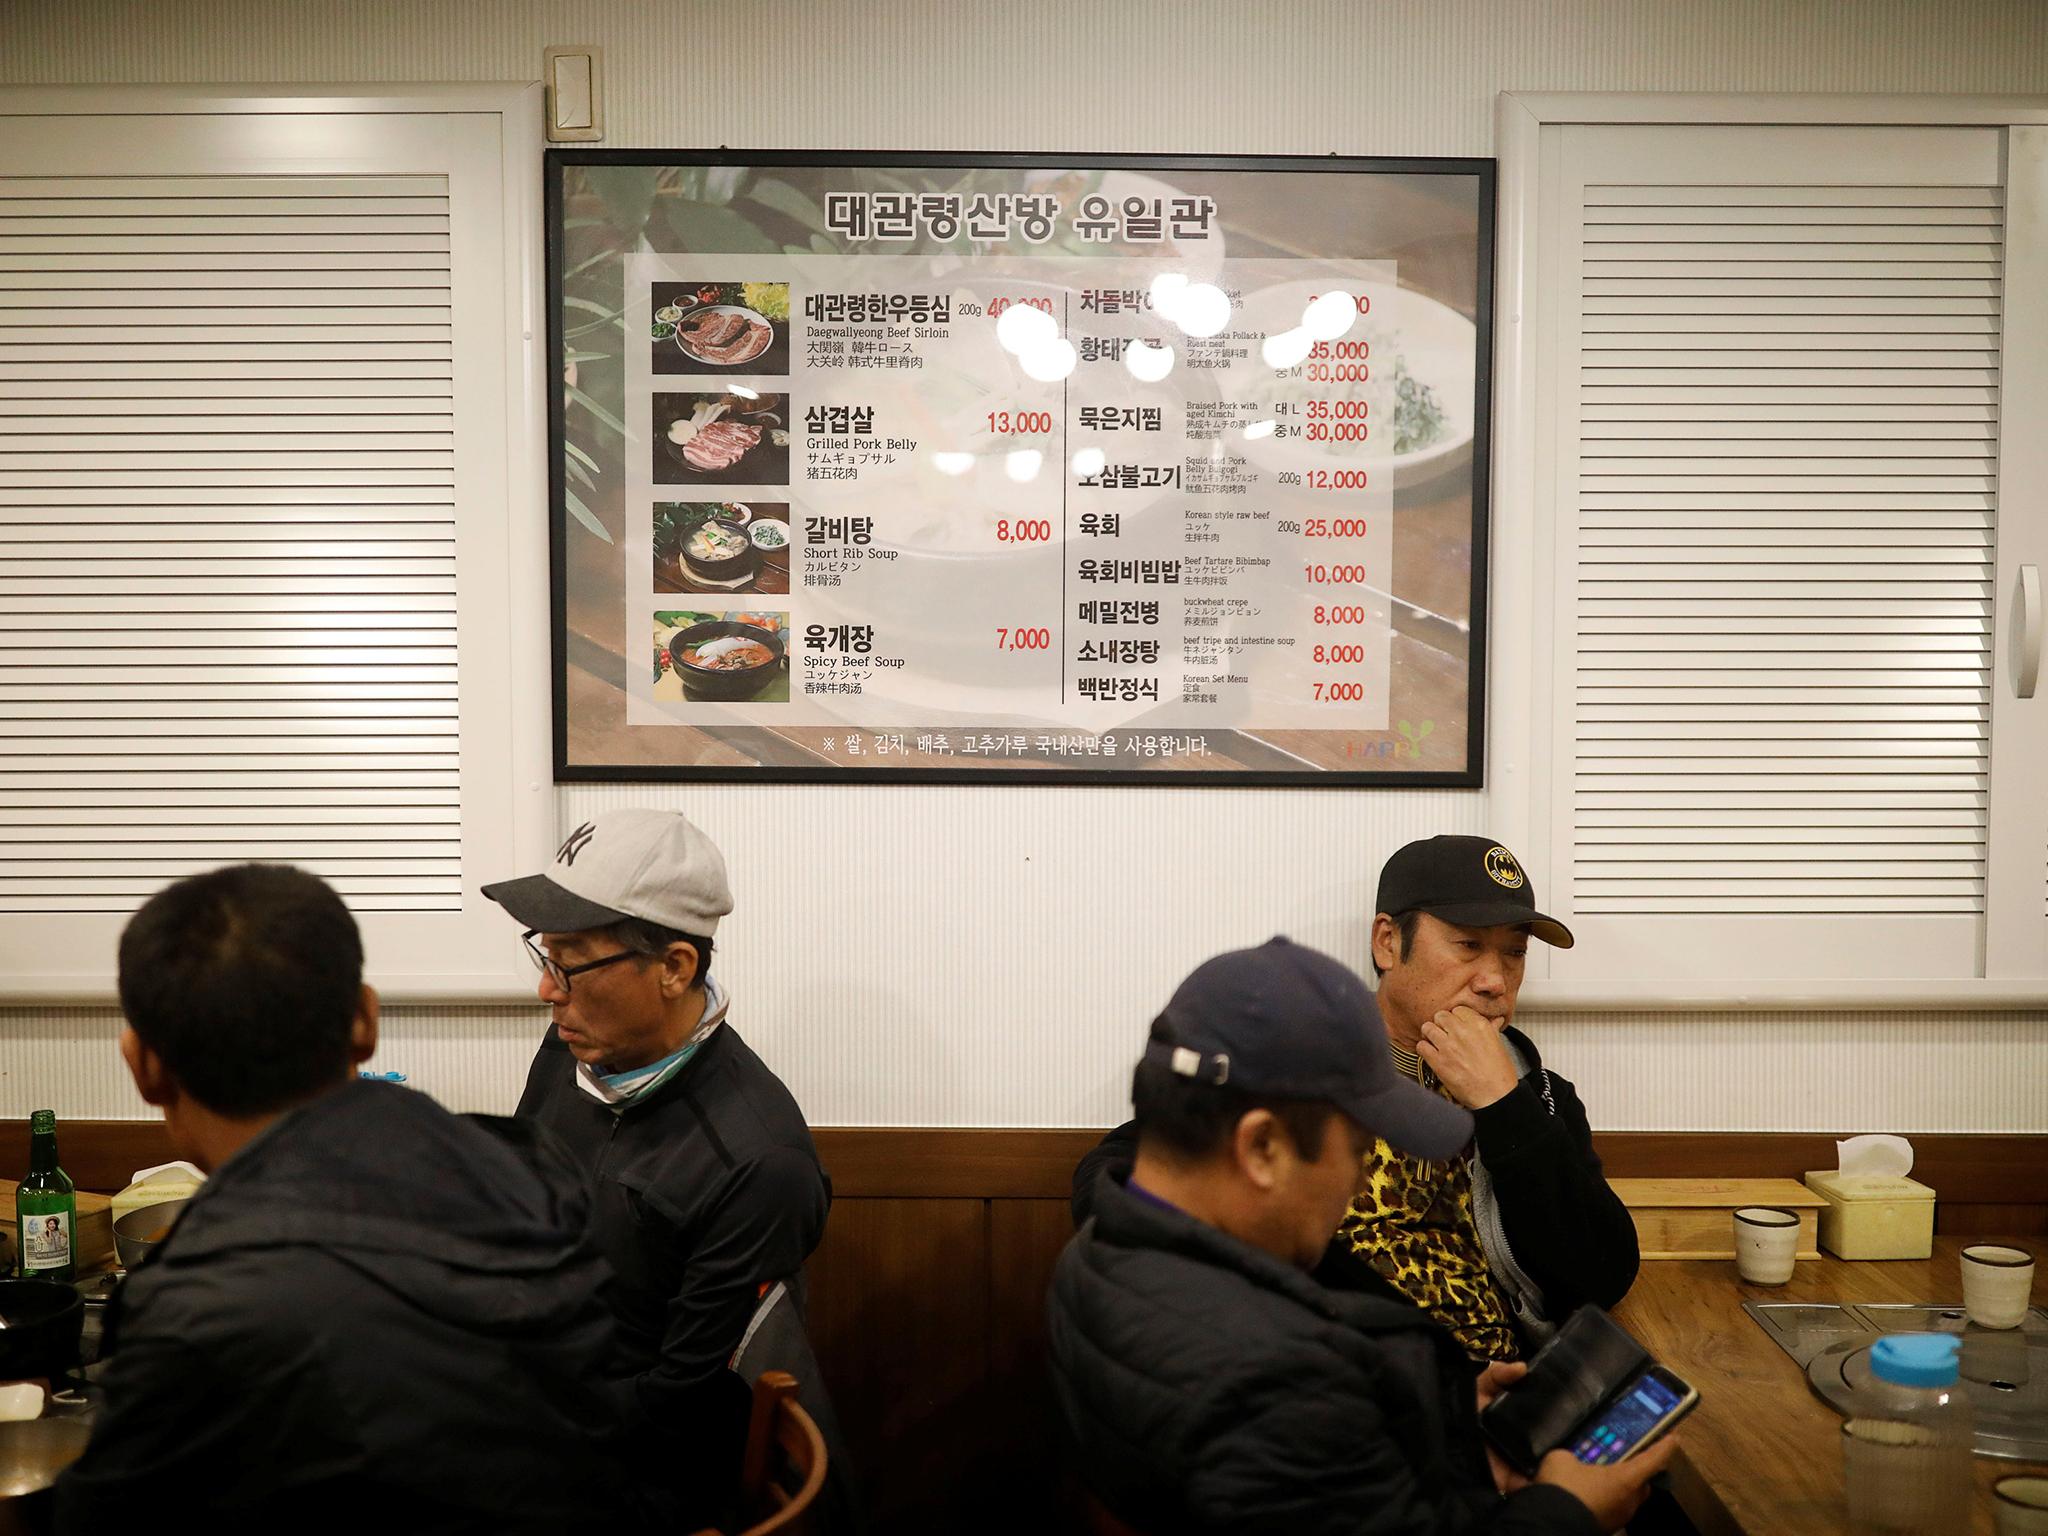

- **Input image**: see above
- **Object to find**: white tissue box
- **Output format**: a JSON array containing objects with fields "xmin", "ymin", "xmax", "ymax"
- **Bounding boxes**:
[{"xmin": 1802, "ymin": 1171, "xmax": 1936, "ymax": 1260}]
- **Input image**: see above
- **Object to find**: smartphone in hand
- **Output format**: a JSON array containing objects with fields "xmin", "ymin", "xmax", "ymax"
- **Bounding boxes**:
[{"xmin": 1565, "ymin": 1365, "xmax": 1698, "ymax": 1466}]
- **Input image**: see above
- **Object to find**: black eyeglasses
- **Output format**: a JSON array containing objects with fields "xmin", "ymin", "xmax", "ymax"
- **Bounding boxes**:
[{"xmin": 522, "ymin": 930, "xmax": 645, "ymax": 994}]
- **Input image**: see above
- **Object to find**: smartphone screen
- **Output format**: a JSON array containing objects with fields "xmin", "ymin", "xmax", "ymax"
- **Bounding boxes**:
[{"xmin": 1570, "ymin": 1367, "xmax": 1692, "ymax": 1465}]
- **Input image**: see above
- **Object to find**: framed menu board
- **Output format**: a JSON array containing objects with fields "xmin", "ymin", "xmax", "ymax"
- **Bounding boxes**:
[{"xmin": 548, "ymin": 151, "xmax": 1493, "ymax": 785}]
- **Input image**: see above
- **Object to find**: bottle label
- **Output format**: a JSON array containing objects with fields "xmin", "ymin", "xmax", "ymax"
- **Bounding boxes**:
[{"xmin": 22, "ymin": 1210, "xmax": 71, "ymax": 1271}]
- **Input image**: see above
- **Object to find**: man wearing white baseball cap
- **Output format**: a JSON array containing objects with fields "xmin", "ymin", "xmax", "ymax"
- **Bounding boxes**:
[{"xmin": 484, "ymin": 808, "xmax": 828, "ymax": 1526}]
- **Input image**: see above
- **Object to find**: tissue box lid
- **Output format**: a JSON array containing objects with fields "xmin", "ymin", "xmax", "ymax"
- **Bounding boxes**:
[
  {"xmin": 111, "ymin": 1162, "xmax": 205, "ymax": 1222},
  {"xmin": 1802, "ymin": 1170, "xmax": 1935, "ymax": 1204}
]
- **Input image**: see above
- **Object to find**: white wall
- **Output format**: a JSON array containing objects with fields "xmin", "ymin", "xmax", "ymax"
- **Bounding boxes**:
[{"xmin": 3, "ymin": 0, "xmax": 2046, "ymax": 1133}]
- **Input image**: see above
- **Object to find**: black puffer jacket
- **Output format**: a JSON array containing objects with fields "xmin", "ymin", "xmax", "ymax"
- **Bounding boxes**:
[
  {"xmin": 55, "ymin": 1080, "xmax": 634, "ymax": 1535},
  {"xmin": 1071, "ymin": 1027, "xmax": 1639, "ymax": 1347},
  {"xmin": 1048, "ymin": 1172, "xmax": 1602, "ymax": 1536}
]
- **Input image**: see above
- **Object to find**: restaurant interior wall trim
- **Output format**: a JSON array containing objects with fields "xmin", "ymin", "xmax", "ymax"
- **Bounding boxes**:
[{"xmin": 3, "ymin": 1, "xmax": 2046, "ymax": 1132}]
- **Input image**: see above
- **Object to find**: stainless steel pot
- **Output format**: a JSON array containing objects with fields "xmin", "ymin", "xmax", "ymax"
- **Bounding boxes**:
[
  {"xmin": 112, "ymin": 1198, "xmax": 190, "ymax": 1270},
  {"xmin": 0, "ymin": 1419, "xmax": 91, "ymax": 1500}
]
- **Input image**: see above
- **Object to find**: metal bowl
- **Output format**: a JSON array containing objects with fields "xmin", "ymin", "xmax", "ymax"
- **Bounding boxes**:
[
  {"xmin": 0, "ymin": 1419, "xmax": 91, "ymax": 1500},
  {"xmin": 113, "ymin": 1198, "xmax": 190, "ymax": 1269}
]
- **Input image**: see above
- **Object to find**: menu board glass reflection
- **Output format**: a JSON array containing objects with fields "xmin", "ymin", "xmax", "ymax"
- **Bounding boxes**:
[{"xmin": 549, "ymin": 152, "xmax": 1494, "ymax": 784}]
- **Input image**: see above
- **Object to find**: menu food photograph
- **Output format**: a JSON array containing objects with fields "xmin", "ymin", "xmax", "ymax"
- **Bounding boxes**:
[{"xmin": 549, "ymin": 153, "xmax": 1493, "ymax": 783}]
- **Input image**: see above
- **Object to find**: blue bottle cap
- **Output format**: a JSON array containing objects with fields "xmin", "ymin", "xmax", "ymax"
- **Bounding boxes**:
[{"xmin": 1870, "ymin": 1332, "xmax": 1960, "ymax": 1387}]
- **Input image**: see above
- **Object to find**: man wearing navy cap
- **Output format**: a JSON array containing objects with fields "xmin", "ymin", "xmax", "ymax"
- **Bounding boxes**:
[
  {"xmin": 1072, "ymin": 837, "xmax": 1638, "ymax": 1361},
  {"xmin": 1047, "ymin": 938, "xmax": 1670, "ymax": 1535}
]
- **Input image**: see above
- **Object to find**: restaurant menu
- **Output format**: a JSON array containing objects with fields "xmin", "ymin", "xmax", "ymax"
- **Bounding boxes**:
[{"xmin": 550, "ymin": 156, "xmax": 1492, "ymax": 783}]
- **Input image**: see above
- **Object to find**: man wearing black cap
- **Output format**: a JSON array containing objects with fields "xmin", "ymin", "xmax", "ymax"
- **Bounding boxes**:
[
  {"xmin": 1339, "ymin": 836, "xmax": 1637, "ymax": 1359},
  {"xmin": 1047, "ymin": 938, "xmax": 1671, "ymax": 1535},
  {"xmin": 482, "ymin": 808, "xmax": 829, "ymax": 1526},
  {"xmin": 1072, "ymin": 837, "xmax": 1637, "ymax": 1361}
]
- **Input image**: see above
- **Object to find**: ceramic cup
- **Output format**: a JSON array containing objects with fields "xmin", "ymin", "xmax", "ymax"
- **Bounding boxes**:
[
  {"xmin": 1733, "ymin": 1206, "xmax": 1802, "ymax": 1285},
  {"xmin": 1995, "ymin": 1476, "xmax": 2048, "ymax": 1536},
  {"xmin": 1961, "ymin": 1245, "xmax": 2036, "ymax": 1330}
]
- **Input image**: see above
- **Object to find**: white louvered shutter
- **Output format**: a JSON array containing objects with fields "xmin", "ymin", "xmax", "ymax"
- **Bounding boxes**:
[
  {"xmin": 1983, "ymin": 125, "xmax": 2048, "ymax": 984},
  {"xmin": 1544, "ymin": 123, "xmax": 2048, "ymax": 985},
  {"xmin": 0, "ymin": 99, "xmax": 547, "ymax": 998},
  {"xmin": 0, "ymin": 172, "xmax": 458, "ymax": 908}
]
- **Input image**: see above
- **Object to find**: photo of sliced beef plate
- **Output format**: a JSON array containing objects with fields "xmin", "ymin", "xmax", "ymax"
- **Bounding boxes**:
[
  {"xmin": 676, "ymin": 305, "xmax": 772, "ymax": 366},
  {"xmin": 683, "ymin": 420, "xmax": 761, "ymax": 473}
]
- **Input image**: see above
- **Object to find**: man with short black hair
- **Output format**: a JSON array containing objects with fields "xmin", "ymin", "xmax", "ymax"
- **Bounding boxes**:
[
  {"xmin": 1048, "ymin": 937, "xmax": 1670, "ymax": 1536},
  {"xmin": 485, "ymin": 808, "xmax": 829, "ymax": 1525},
  {"xmin": 54, "ymin": 864, "xmax": 632, "ymax": 1533}
]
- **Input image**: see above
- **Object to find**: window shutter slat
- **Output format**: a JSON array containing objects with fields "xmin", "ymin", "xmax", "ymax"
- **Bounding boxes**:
[
  {"xmin": 0, "ymin": 172, "xmax": 459, "ymax": 914},
  {"xmin": 1564, "ymin": 153, "xmax": 2001, "ymax": 934}
]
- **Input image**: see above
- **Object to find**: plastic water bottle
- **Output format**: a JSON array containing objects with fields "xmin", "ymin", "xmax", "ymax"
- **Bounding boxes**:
[{"xmin": 1842, "ymin": 1333, "xmax": 1973, "ymax": 1535}]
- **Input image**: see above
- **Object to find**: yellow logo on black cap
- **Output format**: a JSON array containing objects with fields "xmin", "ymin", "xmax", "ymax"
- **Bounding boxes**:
[{"xmin": 1484, "ymin": 846, "xmax": 1524, "ymax": 889}]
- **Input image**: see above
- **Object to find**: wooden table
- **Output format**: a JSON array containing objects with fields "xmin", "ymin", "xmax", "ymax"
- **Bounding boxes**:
[{"xmin": 1614, "ymin": 1236, "xmax": 2046, "ymax": 1536}]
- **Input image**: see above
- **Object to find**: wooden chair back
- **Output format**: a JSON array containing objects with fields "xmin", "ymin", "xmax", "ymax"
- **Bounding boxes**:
[{"xmin": 732, "ymin": 1369, "xmax": 829, "ymax": 1536}]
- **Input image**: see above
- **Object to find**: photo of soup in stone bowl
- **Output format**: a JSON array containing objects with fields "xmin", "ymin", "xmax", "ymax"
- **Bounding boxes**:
[
  {"xmin": 654, "ymin": 502, "xmax": 790, "ymax": 596},
  {"xmin": 681, "ymin": 517, "xmax": 758, "ymax": 589},
  {"xmin": 666, "ymin": 619, "xmax": 787, "ymax": 702}
]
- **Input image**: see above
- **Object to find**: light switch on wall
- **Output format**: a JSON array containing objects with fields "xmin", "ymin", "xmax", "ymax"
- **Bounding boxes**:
[{"xmin": 543, "ymin": 46, "xmax": 603, "ymax": 142}]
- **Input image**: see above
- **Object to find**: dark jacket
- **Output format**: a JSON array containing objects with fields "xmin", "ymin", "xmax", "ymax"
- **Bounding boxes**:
[
  {"xmin": 1071, "ymin": 1027, "xmax": 1639, "ymax": 1348},
  {"xmin": 55, "ymin": 1080, "xmax": 633, "ymax": 1536},
  {"xmin": 516, "ymin": 1019, "xmax": 829, "ymax": 1509},
  {"xmin": 1048, "ymin": 1172, "xmax": 1602, "ymax": 1536}
]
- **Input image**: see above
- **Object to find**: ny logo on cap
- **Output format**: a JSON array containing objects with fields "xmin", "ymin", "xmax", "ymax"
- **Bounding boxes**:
[{"xmin": 556, "ymin": 822, "xmax": 597, "ymax": 866}]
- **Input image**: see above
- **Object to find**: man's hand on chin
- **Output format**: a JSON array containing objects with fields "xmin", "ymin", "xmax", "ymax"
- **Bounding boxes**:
[{"xmin": 1417, "ymin": 1005, "xmax": 1520, "ymax": 1109}]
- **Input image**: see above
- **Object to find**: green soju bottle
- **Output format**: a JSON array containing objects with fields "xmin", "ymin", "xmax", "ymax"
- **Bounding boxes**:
[{"xmin": 16, "ymin": 1110, "xmax": 77, "ymax": 1281}]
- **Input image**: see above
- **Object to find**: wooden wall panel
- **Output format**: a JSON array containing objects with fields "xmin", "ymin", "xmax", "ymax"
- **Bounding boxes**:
[
  {"xmin": 802, "ymin": 1197, "xmax": 990, "ymax": 1532},
  {"xmin": 984, "ymin": 1200, "xmax": 1080, "ymax": 1531},
  {"xmin": 815, "ymin": 1128, "xmax": 1099, "ymax": 1200},
  {"xmin": 3, "ymin": 1119, "xmax": 173, "ymax": 1195},
  {"xmin": 1594, "ymin": 1132, "xmax": 2048, "ymax": 1233}
]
